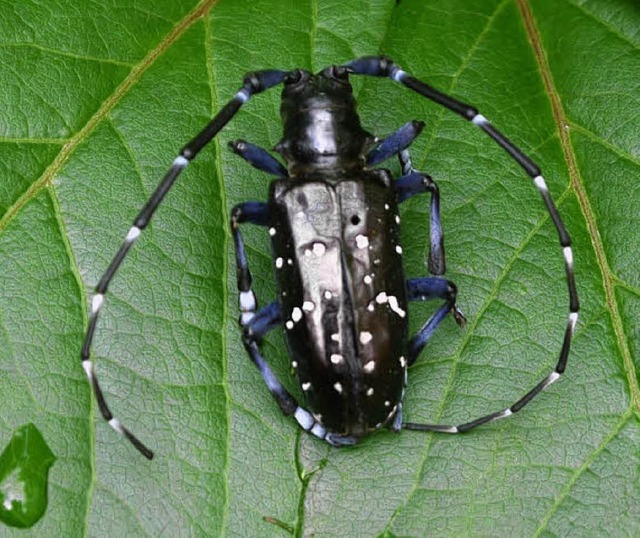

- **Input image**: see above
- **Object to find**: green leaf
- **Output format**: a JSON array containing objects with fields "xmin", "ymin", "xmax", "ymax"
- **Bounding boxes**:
[{"xmin": 1, "ymin": 0, "xmax": 638, "ymax": 535}]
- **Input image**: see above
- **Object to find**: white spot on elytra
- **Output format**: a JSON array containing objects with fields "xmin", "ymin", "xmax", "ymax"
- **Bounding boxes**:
[
  {"xmin": 331, "ymin": 333, "xmax": 340, "ymax": 342},
  {"xmin": 287, "ymin": 258, "xmax": 293, "ymax": 265},
  {"xmin": 269, "ymin": 227, "xmax": 276, "ymax": 236},
  {"xmin": 366, "ymin": 387, "xmax": 374, "ymax": 396},
  {"xmin": 333, "ymin": 382, "xmax": 343, "ymax": 394},
  {"xmin": 286, "ymin": 321, "xmax": 294, "ymax": 330},
  {"xmin": 376, "ymin": 292, "xmax": 388, "ymax": 304},
  {"xmin": 291, "ymin": 307, "xmax": 303, "ymax": 322},
  {"xmin": 302, "ymin": 382, "xmax": 311, "ymax": 391},
  {"xmin": 292, "ymin": 361, "xmax": 298, "ymax": 368},
  {"xmin": 312, "ymin": 242, "xmax": 326, "ymax": 256},
  {"xmin": 359, "ymin": 331, "xmax": 372, "ymax": 344},
  {"xmin": 302, "ymin": 301, "xmax": 315, "ymax": 312},
  {"xmin": 275, "ymin": 257, "xmax": 284, "ymax": 268},
  {"xmin": 395, "ymin": 245, "xmax": 403, "ymax": 255},
  {"xmin": 388, "ymin": 295, "xmax": 406, "ymax": 318},
  {"xmin": 324, "ymin": 290, "xmax": 332, "ymax": 300},
  {"xmin": 355, "ymin": 234, "xmax": 369, "ymax": 249},
  {"xmin": 384, "ymin": 400, "xmax": 390, "ymax": 407},
  {"xmin": 330, "ymin": 354, "xmax": 343, "ymax": 364},
  {"xmin": 364, "ymin": 275, "xmax": 373, "ymax": 285},
  {"xmin": 399, "ymin": 356, "xmax": 407, "ymax": 368},
  {"xmin": 363, "ymin": 361, "xmax": 375, "ymax": 373},
  {"xmin": 395, "ymin": 215, "xmax": 400, "ymax": 224}
]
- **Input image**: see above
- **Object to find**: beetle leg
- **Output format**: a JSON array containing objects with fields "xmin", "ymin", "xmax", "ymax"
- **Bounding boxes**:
[
  {"xmin": 228, "ymin": 140, "xmax": 288, "ymax": 178},
  {"xmin": 365, "ymin": 120, "xmax": 424, "ymax": 167},
  {"xmin": 406, "ymin": 276, "xmax": 465, "ymax": 366},
  {"xmin": 395, "ymin": 170, "xmax": 445, "ymax": 275},
  {"xmin": 241, "ymin": 303, "xmax": 356, "ymax": 447},
  {"xmin": 230, "ymin": 202, "xmax": 270, "ymax": 326}
]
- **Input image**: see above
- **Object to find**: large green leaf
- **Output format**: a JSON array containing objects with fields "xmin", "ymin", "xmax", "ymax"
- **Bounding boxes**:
[{"xmin": 1, "ymin": 0, "xmax": 638, "ymax": 535}]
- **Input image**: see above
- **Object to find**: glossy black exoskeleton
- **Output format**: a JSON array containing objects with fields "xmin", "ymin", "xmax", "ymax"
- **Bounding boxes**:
[{"xmin": 82, "ymin": 57, "xmax": 578, "ymax": 458}]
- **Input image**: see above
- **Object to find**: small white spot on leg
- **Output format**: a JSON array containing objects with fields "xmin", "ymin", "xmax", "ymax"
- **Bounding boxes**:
[
  {"xmin": 534, "ymin": 175, "xmax": 548, "ymax": 192},
  {"xmin": 442, "ymin": 426, "xmax": 459, "ymax": 434},
  {"xmin": 239, "ymin": 291, "xmax": 256, "ymax": 311},
  {"xmin": 399, "ymin": 356, "xmax": 407, "ymax": 368},
  {"xmin": 125, "ymin": 226, "xmax": 141, "ymax": 243},
  {"xmin": 294, "ymin": 407, "xmax": 314, "ymax": 430},
  {"xmin": 311, "ymin": 423, "xmax": 326, "ymax": 438},
  {"xmin": 109, "ymin": 417, "xmax": 124, "ymax": 434},
  {"xmin": 471, "ymin": 114, "xmax": 488, "ymax": 126},
  {"xmin": 563, "ymin": 246, "xmax": 574, "ymax": 266},
  {"xmin": 240, "ymin": 312, "xmax": 254, "ymax": 325}
]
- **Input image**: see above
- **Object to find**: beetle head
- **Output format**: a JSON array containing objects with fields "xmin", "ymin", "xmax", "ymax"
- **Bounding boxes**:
[{"xmin": 276, "ymin": 66, "xmax": 372, "ymax": 174}]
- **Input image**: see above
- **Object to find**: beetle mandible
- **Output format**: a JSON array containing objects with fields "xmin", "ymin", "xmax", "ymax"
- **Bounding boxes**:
[{"xmin": 81, "ymin": 56, "xmax": 579, "ymax": 459}]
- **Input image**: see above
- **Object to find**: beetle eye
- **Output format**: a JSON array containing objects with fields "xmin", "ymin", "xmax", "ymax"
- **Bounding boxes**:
[
  {"xmin": 332, "ymin": 66, "xmax": 349, "ymax": 80},
  {"xmin": 285, "ymin": 69, "xmax": 304, "ymax": 85}
]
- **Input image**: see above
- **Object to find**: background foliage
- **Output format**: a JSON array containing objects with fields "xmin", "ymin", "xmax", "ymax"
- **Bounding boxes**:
[{"xmin": 1, "ymin": 0, "xmax": 639, "ymax": 535}]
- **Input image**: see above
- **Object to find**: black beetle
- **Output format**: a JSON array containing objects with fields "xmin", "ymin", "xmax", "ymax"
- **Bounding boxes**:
[{"xmin": 81, "ymin": 57, "xmax": 579, "ymax": 459}]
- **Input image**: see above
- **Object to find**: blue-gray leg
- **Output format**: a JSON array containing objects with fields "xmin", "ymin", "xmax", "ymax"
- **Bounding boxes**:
[
  {"xmin": 396, "ymin": 170, "xmax": 445, "ymax": 275},
  {"xmin": 229, "ymin": 140, "xmax": 287, "ymax": 178},
  {"xmin": 406, "ymin": 277, "xmax": 465, "ymax": 366},
  {"xmin": 366, "ymin": 121, "xmax": 424, "ymax": 167}
]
